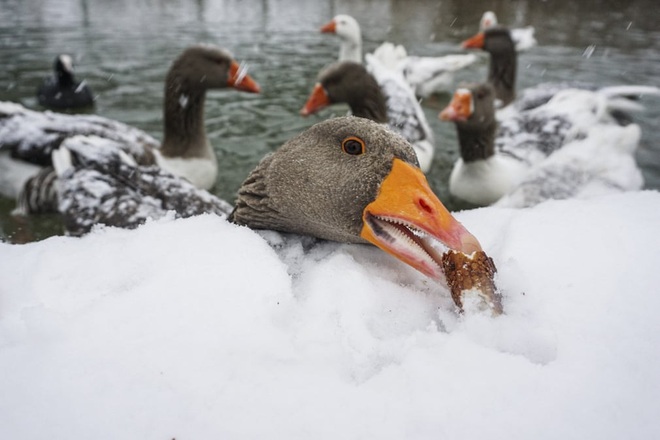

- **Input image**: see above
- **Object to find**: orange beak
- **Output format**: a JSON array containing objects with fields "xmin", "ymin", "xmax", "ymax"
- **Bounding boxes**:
[
  {"xmin": 320, "ymin": 19, "xmax": 337, "ymax": 33},
  {"xmin": 227, "ymin": 61, "xmax": 261, "ymax": 93},
  {"xmin": 300, "ymin": 83, "xmax": 331, "ymax": 116},
  {"xmin": 439, "ymin": 89, "xmax": 473, "ymax": 122},
  {"xmin": 360, "ymin": 159, "xmax": 482, "ymax": 280},
  {"xmin": 462, "ymin": 32, "xmax": 485, "ymax": 49}
]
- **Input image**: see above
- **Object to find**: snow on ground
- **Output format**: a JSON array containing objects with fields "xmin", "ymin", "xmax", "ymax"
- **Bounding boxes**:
[{"xmin": 1, "ymin": 191, "xmax": 659, "ymax": 439}]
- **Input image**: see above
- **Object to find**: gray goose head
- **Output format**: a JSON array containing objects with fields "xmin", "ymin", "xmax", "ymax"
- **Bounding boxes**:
[
  {"xmin": 229, "ymin": 116, "xmax": 481, "ymax": 280},
  {"xmin": 462, "ymin": 26, "xmax": 517, "ymax": 107},
  {"xmin": 161, "ymin": 45, "xmax": 260, "ymax": 158},
  {"xmin": 439, "ymin": 83, "xmax": 498, "ymax": 162},
  {"xmin": 299, "ymin": 61, "xmax": 387, "ymax": 123}
]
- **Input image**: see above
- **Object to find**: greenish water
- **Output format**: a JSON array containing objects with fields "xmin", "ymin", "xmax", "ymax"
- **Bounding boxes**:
[{"xmin": 1, "ymin": 0, "xmax": 659, "ymax": 243}]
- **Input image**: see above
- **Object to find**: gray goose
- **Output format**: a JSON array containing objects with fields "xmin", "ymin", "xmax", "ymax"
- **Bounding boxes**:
[
  {"xmin": 0, "ymin": 44, "xmax": 260, "ymax": 213},
  {"xmin": 299, "ymin": 61, "xmax": 435, "ymax": 173},
  {"xmin": 230, "ymin": 116, "xmax": 481, "ymax": 280}
]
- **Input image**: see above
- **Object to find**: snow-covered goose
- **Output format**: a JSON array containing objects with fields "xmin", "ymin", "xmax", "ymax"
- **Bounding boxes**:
[
  {"xmin": 1, "ymin": 44, "xmax": 260, "ymax": 212},
  {"xmin": 36, "ymin": 54, "xmax": 95, "ymax": 110},
  {"xmin": 300, "ymin": 61, "xmax": 435, "ymax": 173},
  {"xmin": 438, "ymin": 83, "xmax": 644, "ymax": 207},
  {"xmin": 320, "ymin": 14, "xmax": 477, "ymax": 98},
  {"xmin": 51, "ymin": 135, "xmax": 233, "ymax": 236}
]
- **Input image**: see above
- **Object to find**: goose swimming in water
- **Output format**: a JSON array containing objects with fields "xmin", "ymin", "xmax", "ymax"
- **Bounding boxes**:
[
  {"xmin": 321, "ymin": 14, "xmax": 478, "ymax": 98},
  {"xmin": 461, "ymin": 26, "xmax": 660, "ymax": 114},
  {"xmin": 439, "ymin": 83, "xmax": 644, "ymax": 207},
  {"xmin": 1, "ymin": 44, "xmax": 260, "ymax": 213},
  {"xmin": 479, "ymin": 11, "xmax": 537, "ymax": 52},
  {"xmin": 36, "ymin": 54, "xmax": 95, "ymax": 110}
]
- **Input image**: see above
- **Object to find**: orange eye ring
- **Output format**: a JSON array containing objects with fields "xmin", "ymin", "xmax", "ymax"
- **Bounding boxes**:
[{"xmin": 341, "ymin": 136, "xmax": 365, "ymax": 155}]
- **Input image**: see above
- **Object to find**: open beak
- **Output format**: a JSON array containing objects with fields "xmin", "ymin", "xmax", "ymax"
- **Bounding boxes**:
[
  {"xmin": 439, "ymin": 89, "xmax": 473, "ymax": 122},
  {"xmin": 300, "ymin": 83, "xmax": 331, "ymax": 116},
  {"xmin": 462, "ymin": 32, "xmax": 485, "ymax": 49},
  {"xmin": 227, "ymin": 61, "xmax": 261, "ymax": 93},
  {"xmin": 320, "ymin": 19, "xmax": 336, "ymax": 33},
  {"xmin": 360, "ymin": 158, "xmax": 482, "ymax": 280}
]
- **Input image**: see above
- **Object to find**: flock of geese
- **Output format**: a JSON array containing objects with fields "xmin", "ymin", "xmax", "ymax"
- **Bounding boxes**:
[{"xmin": 1, "ymin": 11, "xmax": 658, "ymax": 281}]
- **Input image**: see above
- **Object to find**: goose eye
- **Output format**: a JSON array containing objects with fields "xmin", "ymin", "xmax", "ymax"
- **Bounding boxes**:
[{"xmin": 341, "ymin": 136, "xmax": 365, "ymax": 155}]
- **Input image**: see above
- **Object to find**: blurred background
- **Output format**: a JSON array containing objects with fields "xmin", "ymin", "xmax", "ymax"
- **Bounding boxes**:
[{"xmin": 1, "ymin": 0, "xmax": 659, "ymax": 242}]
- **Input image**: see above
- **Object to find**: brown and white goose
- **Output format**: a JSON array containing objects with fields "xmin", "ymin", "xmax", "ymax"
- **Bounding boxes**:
[
  {"xmin": 299, "ymin": 61, "xmax": 435, "ymax": 173},
  {"xmin": 0, "ymin": 44, "xmax": 260, "ymax": 212}
]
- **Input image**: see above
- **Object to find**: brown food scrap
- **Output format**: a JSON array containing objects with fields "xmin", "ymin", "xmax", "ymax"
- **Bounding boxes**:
[{"xmin": 442, "ymin": 250, "xmax": 503, "ymax": 315}]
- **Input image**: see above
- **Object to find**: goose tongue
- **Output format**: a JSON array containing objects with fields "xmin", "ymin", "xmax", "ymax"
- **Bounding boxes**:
[
  {"xmin": 300, "ymin": 83, "xmax": 331, "ymax": 116},
  {"xmin": 227, "ymin": 61, "xmax": 261, "ymax": 93},
  {"xmin": 360, "ymin": 159, "xmax": 482, "ymax": 280}
]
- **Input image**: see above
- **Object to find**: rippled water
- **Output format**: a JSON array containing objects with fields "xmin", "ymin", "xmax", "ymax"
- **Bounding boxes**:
[{"xmin": 1, "ymin": 0, "xmax": 659, "ymax": 242}]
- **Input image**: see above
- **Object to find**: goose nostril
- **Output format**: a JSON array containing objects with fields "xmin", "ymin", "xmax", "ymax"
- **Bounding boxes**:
[{"xmin": 418, "ymin": 197, "xmax": 434, "ymax": 215}]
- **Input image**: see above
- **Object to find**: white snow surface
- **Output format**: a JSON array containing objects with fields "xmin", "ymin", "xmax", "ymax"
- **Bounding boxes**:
[{"xmin": 1, "ymin": 191, "xmax": 660, "ymax": 439}]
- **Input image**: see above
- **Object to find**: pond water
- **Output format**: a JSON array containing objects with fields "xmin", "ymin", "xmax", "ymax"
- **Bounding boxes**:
[{"xmin": 1, "ymin": 0, "xmax": 659, "ymax": 243}]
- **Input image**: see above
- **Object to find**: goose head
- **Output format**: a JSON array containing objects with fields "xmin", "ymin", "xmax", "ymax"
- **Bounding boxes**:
[
  {"xmin": 439, "ymin": 83, "xmax": 496, "ymax": 128},
  {"xmin": 299, "ymin": 61, "xmax": 387, "ymax": 122},
  {"xmin": 479, "ymin": 11, "xmax": 498, "ymax": 31},
  {"xmin": 320, "ymin": 14, "xmax": 363, "ymax": 63},
  {"xmin": 230, "ymin": 116, "xmax": 481, "ymax": 280},
  {"xmin": 165, "ymin": 45, "xmax": 260, "ymax": 94}
]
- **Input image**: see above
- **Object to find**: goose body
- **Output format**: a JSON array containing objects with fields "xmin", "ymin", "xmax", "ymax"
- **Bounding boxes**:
[
  {"xmin": 300, "ymin": 60, "xmax": 435, "ymax": 173},
  {"xmin": 51, "ymin": 136, "xmax": 233, "ymax": 236},
  {"xmin": 321, "ymin": 14, "xmax": 477, "ymax": 98},
  {"xmin": 1, "ymin": 45, "xmax": 260, "ymax": 213},
  {"xmin": 439, "ymin": 84, "xmax": 644, "ymax": 207},
  {"xmin": 36, "ymin": 54, "xmax": 95, "ymax": 109}
]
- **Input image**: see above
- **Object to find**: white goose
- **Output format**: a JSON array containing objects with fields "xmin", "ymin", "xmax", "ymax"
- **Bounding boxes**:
[
  {"xmin": 320, "ymin": 14, "xmax": 478, "ymax": 98},
  {"xmin": 0, "ymin": 44, "xmax": 260, "ymax": 213}
]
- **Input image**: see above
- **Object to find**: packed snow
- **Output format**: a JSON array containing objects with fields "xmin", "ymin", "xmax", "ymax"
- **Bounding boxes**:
[{"xmin": 1, "ymin": 191, "xmax": 659, "ymax": 439}]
